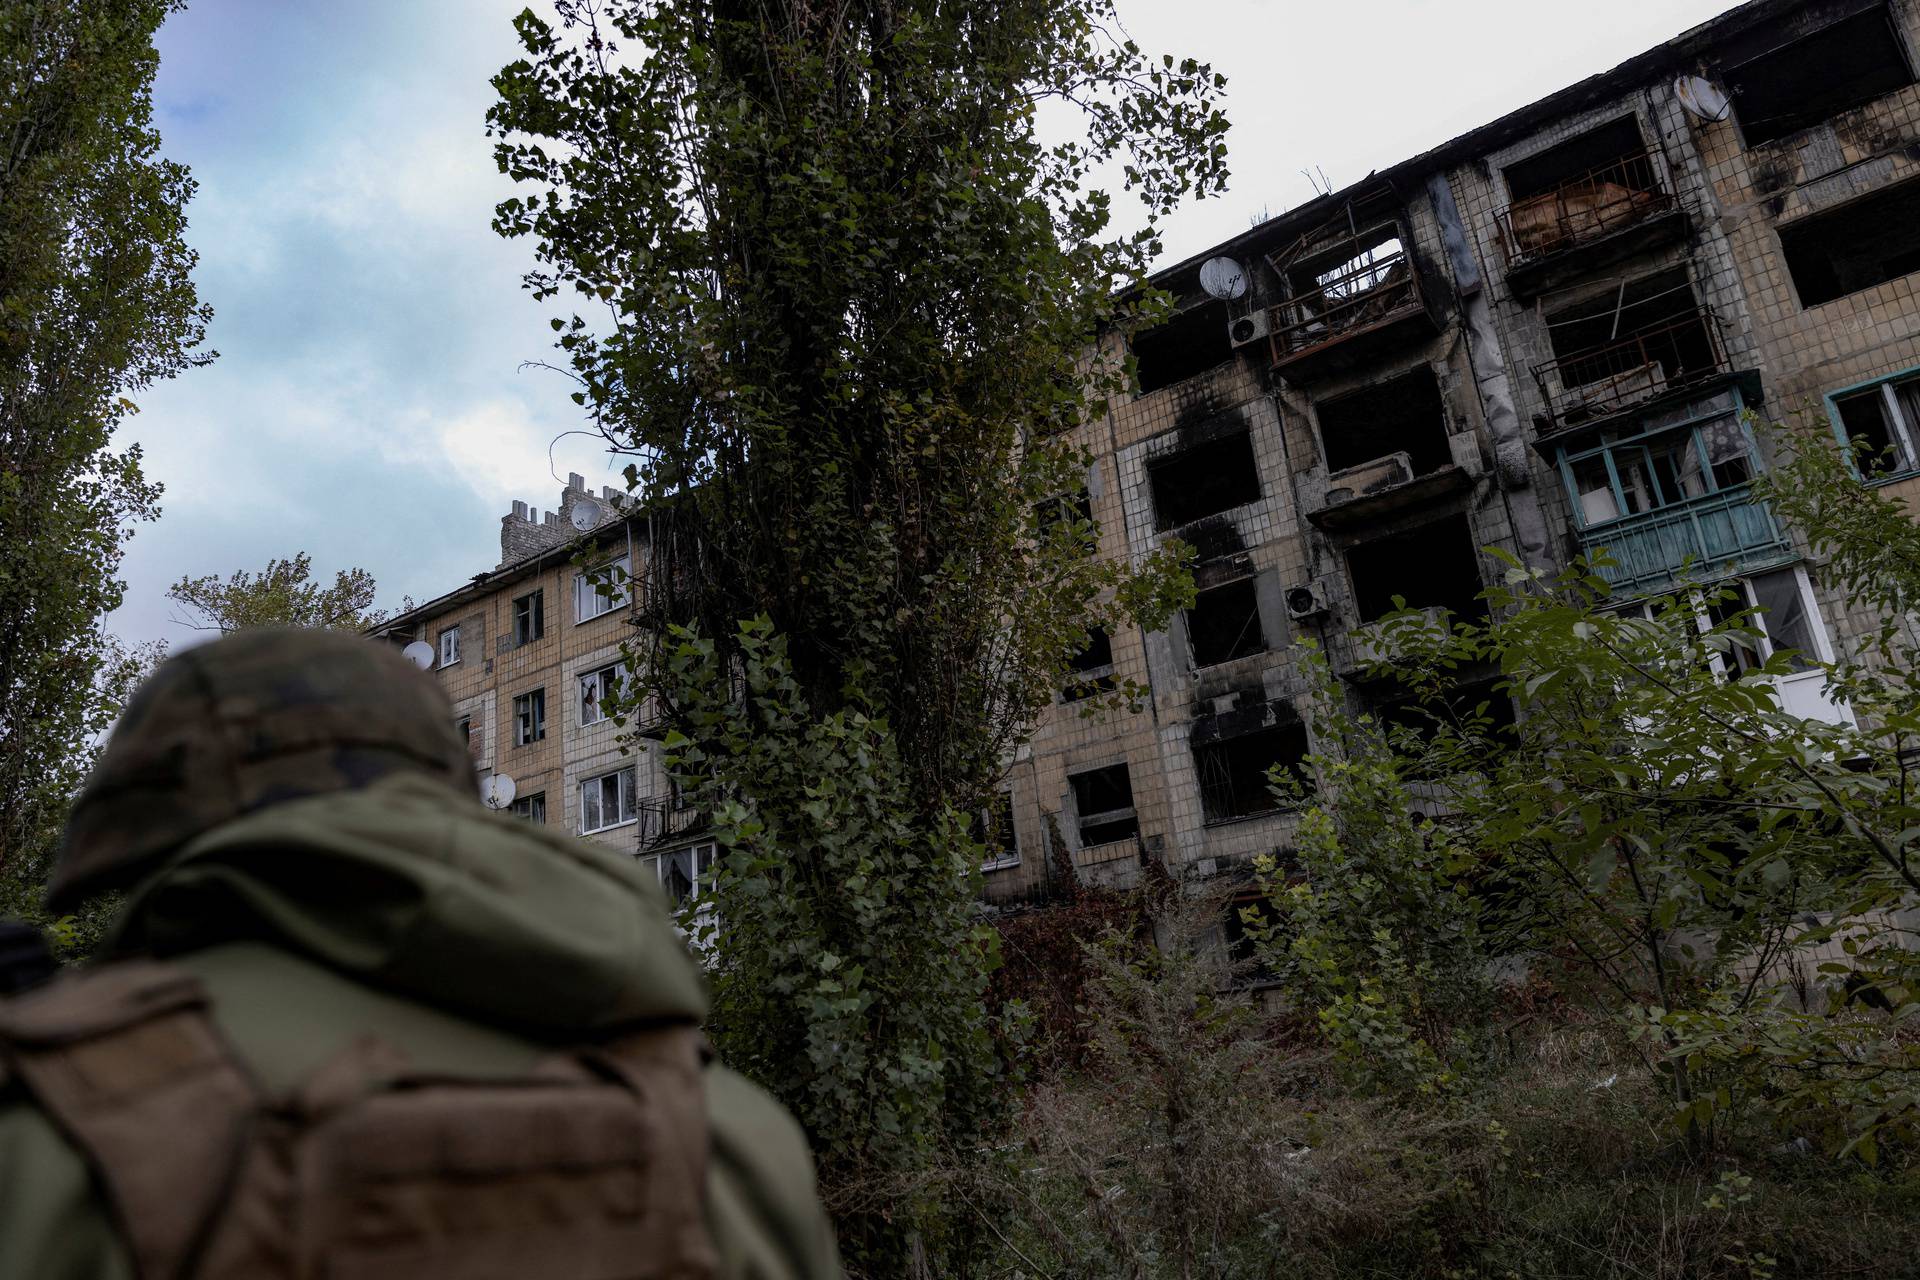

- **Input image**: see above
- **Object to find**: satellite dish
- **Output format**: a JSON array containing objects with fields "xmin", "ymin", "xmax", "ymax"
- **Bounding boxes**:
[
  {"xmin": 1198, "ymin": 256, "xmax": 1249, "ymax": 301},
  {"xmin": 401, "ymin": 640, "xmax": 435, "ymax": 670},
  {"xmin": 570, "ymin": 498, "xmax": 602, "ymax": 532},
  {"xmin": 480, "ymin": 773, "xmax": 517, "ymax": 810},
  {"xmin": 1676, "ymin": 75, "xmax": 1731, "ymax": 123}
]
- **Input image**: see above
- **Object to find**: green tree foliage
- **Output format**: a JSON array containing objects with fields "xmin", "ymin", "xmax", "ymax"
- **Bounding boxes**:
[
  {"xmin": 1250, "ymin": 643, "xmax": 1491, "ymax": 1098},
  {"xmin": 488, "ymin": 2, "xmax": 1226, "ymax": 1264},
  {"xmin": 167, "ymin": 552, "xmax": 397, "ymax": 633},
  {"xmin": 0, "ymin": 0, "xmax": 211, "ymax": 881}
]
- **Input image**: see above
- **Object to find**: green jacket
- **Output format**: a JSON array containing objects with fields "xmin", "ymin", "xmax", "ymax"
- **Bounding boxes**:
[{"xmin": 0, "ymin": 775, "xmax": 841, "ymax": 1280}]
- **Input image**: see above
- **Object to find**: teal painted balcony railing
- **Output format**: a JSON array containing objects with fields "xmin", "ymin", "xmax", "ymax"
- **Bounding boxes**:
[{"xmin": 1576, "ymin": 486, "xmax": 1791, "ymax": 593}]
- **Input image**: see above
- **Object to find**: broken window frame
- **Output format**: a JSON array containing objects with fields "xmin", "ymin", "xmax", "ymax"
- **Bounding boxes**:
[
  {"xmin": 437, "ymin": 624, "xmax": 461, "ymax": 668},
  {"xmin": 512, "ymin": 589, "xmax": 545, "ymax": 646},
  {"xmin": 579, "ymin": 662, "xmax": 624, "ymax": 726},
  {"xmin": 1194, "ymin": 722, "xmax": 1312, "ymax": 825},
  {"xmin": 973, "ymin": 791, "xmax": 1020, "ymax": 870},
  {"xmin": 1555, "ymin": 411, "xmax": 1759, "ymax": 530},
  {"xmin": 512, "ymin": 687, "xmax": 546, "ymax": 747},
  {"xmin": 1829, "ymin": 369, "xmax": 1920, "ymax": 480},
  {"xmin": 1268, "ymin": 216, "xmax": 1422, "ymax": 358},
  {"xmin": 1185, "ymin": 575, "xmax": 1267, "ymax": 669},
  {"xmin": 1062, "ymin": 626, "xmax": 1117, "ymax": 702},
  {"xmin": 1613, "ymin": 567, "xmax": 1826, "ymax": 681},
  {"xmin": 1068, "ymin": 763, "xmax": 1139, "ymax": 848},
  {"xmin": 1344, "ymin": 512, "xmax": 1488, "ymax": 625},
  {"xmin": 510, "ymin": 792, "xmax": 546, "ymax": 824}
]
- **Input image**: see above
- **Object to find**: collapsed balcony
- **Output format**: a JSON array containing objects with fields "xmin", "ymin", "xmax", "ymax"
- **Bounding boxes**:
[
  {"xmin": 1495, "ymin": 119, "xmax": 1684, "ymax": 298},
  {"xmin": 1532, "ymin": 274, "xmax": 1729, "ymax": 434},
  {"xmin": 1305, "ymin": 366, "xmax": 1472, "ymax": 530},
  {"xmin": 1265, "ymin": 218, "xmax": 1439, "ymax": 383}
]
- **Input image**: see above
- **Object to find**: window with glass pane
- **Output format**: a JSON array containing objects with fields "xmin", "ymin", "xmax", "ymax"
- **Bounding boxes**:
[
  {"xmin": 437, "ymin": 625, "xmax": 461, "ymax": 667},
  {"xmin": 1748, "ymin": 569, "xmax": 1818, "ymax": 672},
  {"xmin": 642, "ymin": 842, "xmax": 718, "ymax": 906},
  {"xmin": 1561, "ymin": 416, "xmax": 1755, "ymax": 527},
  {"xmin": 579, "ymin": 767, "xmax": 636, "ymax": 833},
  {"xmin": 576, "ymin": 554, "xmax": 631, "ymax": 621},
  {"xmin": 510, "ymin": 792, "xmax": 546, "ymax": 823},
  {"xmin": 580, "ymin": 663, "xmax": 621, "ymax": 725}
]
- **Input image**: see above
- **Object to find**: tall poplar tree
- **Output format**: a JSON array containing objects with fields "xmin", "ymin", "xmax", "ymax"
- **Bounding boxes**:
[
  {"xmin": 0, "ymin": 1, "xmax": 211, "ymax": 883},
  {"xmin": 491, "ymin": 4, "xmax": 1227, "ymax": 1265}
]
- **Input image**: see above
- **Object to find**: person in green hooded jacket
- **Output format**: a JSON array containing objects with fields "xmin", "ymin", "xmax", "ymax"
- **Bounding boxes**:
[{"xmin": 0, "ymin": 628, "xmax": 843, "ymax": 1280}]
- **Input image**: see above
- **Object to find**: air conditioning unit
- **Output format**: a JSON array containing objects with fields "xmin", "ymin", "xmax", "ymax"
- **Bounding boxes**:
[
  {"xmin": 1228, "ymin": 309, "xmax": 1271, "ymax": 349},
  {"xmin": 1284, "ymin": 581, "xmax": 1330, "ymax": 622}
]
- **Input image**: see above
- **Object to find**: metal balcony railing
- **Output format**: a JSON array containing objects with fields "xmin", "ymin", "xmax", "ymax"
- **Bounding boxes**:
[
  {"xmin": 635, "ymin": 796, "xmax": 705, "ymax": 849},
  {"xmin": 1576, "ymin": 486, "xmax": 1791, "ymax": 594},
  {"xmin": 1495, "ymin": 151, "xmax": 1674, "ymax": 268},
  {"xmin": 1269, "ymin": 227, "xmax": 1425, "ymax": 362},
  {"xmin": 1532, "ymin": 308, "xmax": 1728, "ymax": 431}
]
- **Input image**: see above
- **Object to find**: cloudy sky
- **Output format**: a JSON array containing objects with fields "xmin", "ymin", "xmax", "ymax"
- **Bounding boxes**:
[{"xmin": 120, "ymin": 0, "xmax": 1744, "ymax": 648}]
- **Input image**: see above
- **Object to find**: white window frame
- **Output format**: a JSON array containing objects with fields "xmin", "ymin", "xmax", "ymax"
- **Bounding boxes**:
[
  {"xmin": 512, "ymin": 688, "xmax": 546, "ymax": 746},
  {"xmin": 640, "ymin": 840, "xmax": 721, "ymax": 949},
  {"xmin": 575, "ymin": 553, "xmax": 632, "ymax": 623},
  {"xmin": 438, "ymin": 625, "xmax": 461, "ymax": 668},
  {"xmin": 579, "ymin": 663, "xmax": 623, "ymax": 727},
  {"xmin": 579, "ymin": 766, "xmax": 638, "ymax": 834}
]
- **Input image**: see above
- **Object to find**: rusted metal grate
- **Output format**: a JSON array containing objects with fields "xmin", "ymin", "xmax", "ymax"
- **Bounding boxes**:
[
  {"xmin": 1496, "ymin": 151, "xmax": 1673, "ymax": 268},
  {"xmin": 1267, "ymin": 221, "xmax": 1424, "ymax": 361},
  {"xmin": 1532, "ymin": 307, "xmax": 1728, "ymax": 430}
]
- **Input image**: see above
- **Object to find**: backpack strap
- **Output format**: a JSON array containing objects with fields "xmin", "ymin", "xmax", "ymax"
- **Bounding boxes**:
[{"xmin": 0, "ymin": 961, "xmax": 259, "ymax": 1280}]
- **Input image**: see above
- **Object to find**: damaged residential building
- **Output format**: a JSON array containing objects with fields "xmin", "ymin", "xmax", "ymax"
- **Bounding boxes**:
[{"xmin": 985, "ymin": 0, "xmax": 1914, "ymax": 909}]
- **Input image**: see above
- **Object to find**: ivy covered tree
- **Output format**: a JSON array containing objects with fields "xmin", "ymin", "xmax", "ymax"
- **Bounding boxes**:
[
  {"xmin": 488, "ymin": 1, "xmax": 1227, "ymax": 1265},
  {"xmin": 0, "ymin": 0, "xmax": 211, "ymax": 884},
  {"xmin": 167, "ymin": 552, "xmax": 398, "ymax": 633}
]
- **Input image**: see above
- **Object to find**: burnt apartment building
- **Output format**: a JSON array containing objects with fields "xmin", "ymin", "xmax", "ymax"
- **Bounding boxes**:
[
  {"xmin": 984, "ymin": 0, "xmax": 1916, "ymax": 908},
  {"xmin": 375, "ymin": 0, "xmax": 1918, "ymax": 931}
]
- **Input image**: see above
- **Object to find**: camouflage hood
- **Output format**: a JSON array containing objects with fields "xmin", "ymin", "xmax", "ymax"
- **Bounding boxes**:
[
  {"xmin": 101, "ymin": 773, "xmax": 708, "ymax": 1033},
  {"xmin": 52, "ymin": 628, "xmax": 478, "ymax": 913}
]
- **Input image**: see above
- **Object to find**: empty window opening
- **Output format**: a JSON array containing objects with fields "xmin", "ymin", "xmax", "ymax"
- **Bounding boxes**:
[
  {"xmin": 1726, "ymin": 6, "xmax": 1913, "ymax": 147},
  {"xmin": 1562, "ymin": 414, "xmax": 1756, "ymax": 527},
  {"xmin": 1346, "ymin": 513, "xmax": 1485, "ymax": 623},
  {"xmin": 1272, "ymin": 220, "xmax": 1417, "ymax": 355},
  {"xmin": 1069, "ymin": 763, "xmax": 1138, "ymax": 847},
  {"xmin": 454, "ymin": 714, "xmax": 478, "ymax": 764},
  {"xmin": 1781, "ymin": 179, "xmax": 1920, "ymax": 308},
  {"xmin": 1063, "ymin": 627, "xmax": 1116, "ymax": 701},
  {"xmin": 1036, "ymin": 489, "xmax": 1096, "ymax": 551},
  {"xmin": 1196, "ymin": 722, "xmax": 1311, "ymax": 823},
  {"xmin": 1133, "ymin": 300, "xmax": 1232, "ymax": 394},
  {"xmin": 1187, "ymin": 577, "xmax": 1266, "ymax": 668},
  {"xmin": 1834, "ymin": 375, "xmax": 1920, "ymax": 476},
  {"xmin": 1315, "ymin": 365, "xmax": 1450, "ymax": 476},
  {"xmin": 512, "ymin": 589, "xmax": 545, "ymax": 646},
  {"xmin": 1147, "ymin": 430, "xmax": 1262, "ymax": 529},
  {"xmin": 1372, "ymin": 676, "xmax": 1518, "ymax": 760},
  {"xmin": 1500, "ymin": 117, "xmax": 1667, "ymax": 261},
  {"xmin": 1541, "ymin": 271, "xmax": 1719, "ymax": 418}
]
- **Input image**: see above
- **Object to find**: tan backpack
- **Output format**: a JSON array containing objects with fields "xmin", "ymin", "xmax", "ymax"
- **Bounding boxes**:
[{"xmin": 0, "ymin": 960, "xmax": 720, "ymax": 1280}]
